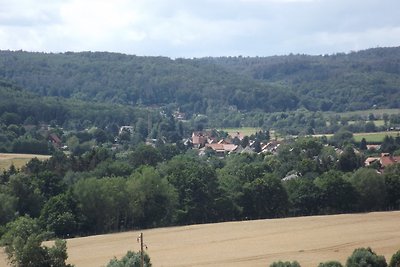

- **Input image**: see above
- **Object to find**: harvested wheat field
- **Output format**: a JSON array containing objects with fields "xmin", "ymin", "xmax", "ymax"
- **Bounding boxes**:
[
  {"xmin": 0, "ymin": 153, "xmax": 51, "ymax": 170},
  {"xmin": 1, "ymin": 211, "xmax": 400, "ymax": 267}
]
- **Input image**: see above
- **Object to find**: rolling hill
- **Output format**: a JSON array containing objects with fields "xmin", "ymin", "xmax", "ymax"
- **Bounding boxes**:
[
  {"xmin": 1, "ymin": 211, "xmax": 398, "ymax": 267},
  {"xmin": 1, "ymin": 47, "xmax": 400, "ymax": 116}
]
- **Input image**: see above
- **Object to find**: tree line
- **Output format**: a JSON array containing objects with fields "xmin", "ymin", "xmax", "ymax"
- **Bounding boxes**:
[
  {"xmin": 270, "ymin": 247, "xmax": 400, "ymax": 267},
  {"xmin": 1, "ymin": 137, "xmax": 400, "ymax": 240}
]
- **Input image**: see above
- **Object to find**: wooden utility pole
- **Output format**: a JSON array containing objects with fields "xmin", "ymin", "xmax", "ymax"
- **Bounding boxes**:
[{"xmin": 140, "ymin": 232, "xmax": 144, "ymax": 267}]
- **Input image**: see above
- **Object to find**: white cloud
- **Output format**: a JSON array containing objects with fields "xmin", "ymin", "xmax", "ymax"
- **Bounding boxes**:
[
  {"xmin": 312, "ymin": 27, "xmax": 400, "ymax": 53},
  {"xmin": 0, "ymin": 0, "xmax": 399, "ymax": 57},
  {"xmin": 239, "ymin": 0, "xmax": 317, "ymax": 3}
]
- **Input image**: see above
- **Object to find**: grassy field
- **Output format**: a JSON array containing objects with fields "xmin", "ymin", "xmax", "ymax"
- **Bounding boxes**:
[
  {"xmin": 348, "ymin": 120, "xmax": 385, "ymax": 127},
  {"xmin": 313, "ymin": 131, "xmax": 400, "ymax": 143},
  {"xmin": 219, "ymin": 127, "xmax": 262, "ymax": 137},
  {"xmin": 2, "ymin": 212, "xmax": 399, "ymax": 267},
  {"xmin": 0, "ymin": 153, "xmax": 51, "ymax": 171},
  {"xmin": 335, "ymin": 108, "xmax": 400, "ymax": 117},
  {"xmin": 353, "ymin": 131, "xmax": 400, "ymax": 143}
]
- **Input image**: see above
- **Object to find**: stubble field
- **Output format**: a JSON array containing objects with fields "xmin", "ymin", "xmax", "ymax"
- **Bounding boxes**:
[
  {"xmin": 2, "ymin": 211, "xmax": 400, "ymax": 267},
  {"xmin": 0, "ymin": 153, "xmax": 51, "ymax": 171}
]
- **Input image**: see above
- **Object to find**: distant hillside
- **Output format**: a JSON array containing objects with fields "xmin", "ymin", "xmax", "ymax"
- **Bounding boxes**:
[
  {"xmin": 0, "ymin": 80, "xmax": 138, "ymax": 127},
  {"xmin": 199, "ymin": 47, "xmax": 400, "ymax": 111},
  {"xmin": 1, "ymin": 47, "xmax": 400, "ymax": 114}
]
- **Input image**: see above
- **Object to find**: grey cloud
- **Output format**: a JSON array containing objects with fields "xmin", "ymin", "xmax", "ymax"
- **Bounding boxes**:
[{"xmin": 0, "ymin": 0, "xmax": 399, "ymax": 57}]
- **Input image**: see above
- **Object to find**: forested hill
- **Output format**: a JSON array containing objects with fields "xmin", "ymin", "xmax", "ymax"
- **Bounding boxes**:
[
  {"xmin": 198, "ymin": 47, "xmax": 400, "ymax": 111},
  {"xmin": 1, "ymin": 47, "xmax": 400, "ymax": 114}
]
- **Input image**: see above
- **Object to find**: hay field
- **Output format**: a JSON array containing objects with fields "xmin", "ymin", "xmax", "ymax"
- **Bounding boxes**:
[
  {"xmin": 0, "ymin": 153, "xmax": 51, "ymax": 170},
  {"xmin": 353, "ymin": 131, "xmax": 400, "ymax": 143},
  {"xmin": 219, "ymin": 127, "xmax": 262, "ymax": 137},
  {"xmin": 2, "ymin": 211, "xmax": 399, "ymax": 267}
]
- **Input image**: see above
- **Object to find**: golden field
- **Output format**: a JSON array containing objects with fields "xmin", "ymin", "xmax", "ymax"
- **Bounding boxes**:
[
  {"xmin": 1, "ymin": 211, "xmax": 400, "ymax": 267},
  {"xmin": 0, "ymin": 153, "xmax": 51, "ymax": 171}
]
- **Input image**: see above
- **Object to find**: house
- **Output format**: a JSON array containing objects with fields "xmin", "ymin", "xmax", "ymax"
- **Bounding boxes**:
[
  {"xmin": 119, "ymin": 126, "xmax": 134, "ymax": 135},
  {"xmin": 192, "ymin": 132, "xmax": 207, "ymax": 148},
  {"xmin": 366, "ymin": 144, "xmax": 381, "ymax": 151},
  {"xmin": 261, "ymin": 141, "xmax": 281, "ymax": 154},
  {"xmin": 364, "ymin": 157, "xmax": 380, "ymax": 166},
  {"xmin": 205, "ymin": 143, "xmax": 238, "ymax": 157},
  {"xmin": 240, "ymin": 146, "xmax": 255, "ymax": 154},
  {"xmin": 48, "ymin": 133, "xmax": 62, "ymax": 148},
  {"xmin": 282, "ymin": 172, "xmax": 301, "ymax": 181},
  {"xmin": 380, "ymin": 153, "xmax": 400, "ymax": 168},
  {"xmin": 217, "ymin": 139, "xmax": 231, "ymax": 144},
  {"xmin": 364, "ymin": 153, "xmax": 400, "ymax": 170},
  {"xmin": 230, "ymin": 132, "xmax": 245, "ymax": 141},
  {"xmin": 173, "ymin": 111, "xmax": 186, "ymax": 121}
]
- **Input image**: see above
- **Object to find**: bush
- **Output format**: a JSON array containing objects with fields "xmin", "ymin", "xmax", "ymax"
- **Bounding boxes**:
[
  {"xmin": 346, "ymin": 247, "xmax": 387, "ymax": 267},
  {"xmin": 270, "ymin": 261, "xmax": 301, "ymax": 267},
  {"xmin": 319, "ymin": 261, "xmax": 343, "ymax": 267},
  {"xmin": 389, "ymin": 250, "xmax": 400, "ymax": 267},
  {"xmin": 0, "ymin": 216, "xmax": 73, "ymax": 267},
  {"xmin": 107, "ymin": 250, "xmax": 151, "ymax": 267}
]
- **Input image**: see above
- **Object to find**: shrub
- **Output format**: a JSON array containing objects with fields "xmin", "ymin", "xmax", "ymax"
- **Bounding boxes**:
[
  {"xmin": 346, "ymin": 247, "xmax": 387, "ymax": 267},
  {"xmin": 389, "ymin": 250, "xmax": 400, "ymax": 267},
  {"xmin": 270, "ymin": 261, "xmax": 301, "ymax": 267},
  {"xmin": 0, "ymin": 216, "xmax": 73, "ymax": 267},
  {"xmin": 319, "ymin": 261, "xmax": 343, "ymax": 267},
  {"xmin": 107, "ymin": 250, "xmax": 151, "ymax": 267}
]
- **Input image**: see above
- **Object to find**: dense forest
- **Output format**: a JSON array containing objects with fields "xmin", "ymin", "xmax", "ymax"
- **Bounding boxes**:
[{"xmin": 1, "ymin": 47, "xmax": 400, "ymax": 117}]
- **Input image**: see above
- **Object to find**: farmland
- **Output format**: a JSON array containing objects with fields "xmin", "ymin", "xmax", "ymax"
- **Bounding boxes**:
[
  {"xmin": 1, "ymin": 211, "xmax": 398, "ymax": 267},
  {"xmin": 353, "ymin": 131, "xmax": 400, "ymax": 143},
  {"xmin": 335, "ymin": 108, "xmax": 400, "ymax": 118},
  {"xmin": 219, "ymin": 127, "xmax": 262, "ymax": 137},
  {"xmin": 0, "ymin": 153, "xmax": 51, "ymax": 171}
]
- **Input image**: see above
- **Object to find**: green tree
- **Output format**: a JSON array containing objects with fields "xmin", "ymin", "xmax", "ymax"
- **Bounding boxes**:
[
  {"xmin": 242, "ymin": 174, "xmax": 288, "ymax": 219},
  {"xmin": 383, "ymin": 113, "xmax": 389, "ymax": 126},
  {"xmin": 73, "ymin": 177, "xmax": 129, "ymax": 234},
  {"xmin": 318, "ymin": 261, "xmax": 343, "ymax": 267},
  {"xmin": 314, "ymin": 171, "xmax": 357, "ymax": 213},
  {"xmin": 284, "ymin": 178, "xmax": 321, "ymax": 216},
  {"xmin": 330, "ymin": 129, "xmax": 354, "ymax": 148},
  {"xmin": 270, "ymin": 261, "xmax": 301, "ymax": 267},
  {"xmin": 35, "ymin": 171, "xmax": 66, "ymax": 199},
  {"xmin": 130, "ymin": 144, "xmax": 162, "ymax": 168},
  {"xmin": 346, "ymin": 247, "xmax": 387, "ymax": 267},
  {"xmin": 384, "ymin": 164, "xmax": 400, "ymax": 210},
  {"xmin": 389, "ymin": 249, "xmax": 400, "ymax": 267},
  {"xmin": 93, "ymin": 128, "xmax": 109, "ymax": 143},
  {"xmin": 39, "ymin": 193, "xmax": 78, "ymax": 238},
  {"xmin": 350, "ymin": 168, "xmax": 387, "ymax": 211},
  {"xmin": 216, "ymin": 170, "xmax": 244, "ymax": 220},
  {"xmin": 365, "ymin": 121, "xmax": 376, "ymax": 132},
  {"xmin": 0, "ymin": 216, "xmax": 73, "ymax": 267},
  {"xmin": 318, "ymin": 146, "xmax": 338, "ymax": 172},
  {"xmin": 8, "ymin": 173, "xmax": 45, "ymax": 217},
  {"xmin": 127, "ymin": 167, "xmax": 178, "ymax": 228},
  {"xmin": 241, "ymin": 136, "xmax": 250, "ymax": 148},
  {"xmin": 0, "ymin": 192, "xmax": 17, "ymax": 225},
  {"xmin": 254, "ymin": 140, "xmax": 262, "ymax": 153},
  {"xmin": 360, "ymin": 138, "xmax": 367, "ymax": 150},
  {"xmin": 160, "ymin": 156, "xmax": 220, "ymax": 224},
  {"xmin": 107, "ymin": 250, "xmax": 151, "ymax": 267},
  {"xmin": 337, "ymin": 146, "xmax": 362, "ymax": 172}
]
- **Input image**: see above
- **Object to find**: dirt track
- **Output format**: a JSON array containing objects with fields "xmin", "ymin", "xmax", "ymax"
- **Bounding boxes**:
[{"xmin": 1, "ymin": 211, "xmax": 400, "ymax": 267}]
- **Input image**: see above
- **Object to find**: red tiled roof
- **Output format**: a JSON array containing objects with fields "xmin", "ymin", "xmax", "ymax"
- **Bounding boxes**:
[
  {"xmin": 380, "ymin": 155, "xmax": 400, "ymax": 167},
  {"xmin": 49, "ymin": 133, "xmax": 61, "ymax": 144}
]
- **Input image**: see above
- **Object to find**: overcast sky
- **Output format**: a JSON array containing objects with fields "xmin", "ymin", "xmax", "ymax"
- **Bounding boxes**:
[{"xmin": 1, "ymin": 0, "xmax": 399, "ymax": 58}]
